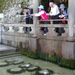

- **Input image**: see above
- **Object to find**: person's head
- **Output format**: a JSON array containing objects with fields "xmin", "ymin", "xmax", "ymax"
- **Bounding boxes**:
[
  {"xmin": 24, "ymin": 7, "xmax": 29, "ymax": 12},
  {"xmin": 49, "ymin": 2, "xmax": 54, "ymax": 8},
  {"xmin": 38, "ymin": 5, "xmax": 44, "ymax": 11},
  {"xmin": 60, "ymin": 4, "xmax": 65, "ymax": 11}
]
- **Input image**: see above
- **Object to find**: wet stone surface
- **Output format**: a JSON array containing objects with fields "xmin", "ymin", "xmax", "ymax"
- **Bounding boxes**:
[{"xmin": 0, "ymin": 54, "xmax": 74, "ymax": 75}]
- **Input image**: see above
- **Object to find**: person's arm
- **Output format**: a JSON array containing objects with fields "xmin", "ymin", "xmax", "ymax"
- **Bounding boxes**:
[
  {"xmin": 64, "ymin": 9, "xmax": 68, "ymax": 19},
  {"xmin": 31, "ymin": 11, "xmax": 44, "ymax": 16},
  {"xmin": 46, "ymin": 13, "xmax": 50, "ymax": 15}
]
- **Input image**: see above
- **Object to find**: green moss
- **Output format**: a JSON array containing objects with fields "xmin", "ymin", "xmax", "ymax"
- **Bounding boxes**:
[
  {"xmin": 37, "ymin": 53, "xmax": 48, "ymax": 60},
  {"xmin": 27, "ymin": 51, "xmax": 38, "ymax": 59},
  {"xmin": 59, "ymin": 58, "xmax": 75, "ymax": 69},
  {"xmin": 20, "ymin": 48, "xmax": 28, "ymax": 56},
  {"xmin": 19, "ymin": 48, "xmax": 75, "ymax": 70},
  {"xmin": 70, "ymin": 60, "xmax": 75, "ymax": 69},
  {"xmin": 47, "ymin": 56, "xmax": 57, "ymax": 63}
]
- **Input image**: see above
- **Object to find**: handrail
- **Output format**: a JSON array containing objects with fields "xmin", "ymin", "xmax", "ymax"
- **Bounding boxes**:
[
  {"xmin": 38, "ymin": 19, "xmax": 68, "ymax": 24},
  {"xmin": 37, "ymin": 24, "xmax": 68, "ymax": 28},
  {"xmin": 2, "ymin": 24, "xmax": 33, "ymax": 27}
]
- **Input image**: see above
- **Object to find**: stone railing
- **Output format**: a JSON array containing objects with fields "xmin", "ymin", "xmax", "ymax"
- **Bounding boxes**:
[
  {"xmin": 37, "ymin": 19, "xmax": 68, "ymax": 38},
  {"xmin": 1, "ymin": 19, "xmax": 69, "ymax": 48},
  {"xmin": 2, "ymin": 24, "xmax": 34, "ymax": 34},
  {"xmin": 1, "ymin": 19, "xmax": 69, "ymax": 40},
  {"xmin": 2, "ymin": 19, "xmax": 68, "ymax": 36}
]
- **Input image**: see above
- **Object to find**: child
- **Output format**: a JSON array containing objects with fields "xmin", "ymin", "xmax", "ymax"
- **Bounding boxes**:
[{"xmin": 31, "ymin": 5, "xmax": 49, "ymax": 35}]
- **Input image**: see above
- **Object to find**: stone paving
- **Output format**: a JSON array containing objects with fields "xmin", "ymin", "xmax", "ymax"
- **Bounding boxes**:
[
  {"xmin": 0, "ymin": 44, "xmax": 16, "ymax": 51},
  {"xmin": 0, "ymin": 44, "xmax": 16, "ymax": 54}
]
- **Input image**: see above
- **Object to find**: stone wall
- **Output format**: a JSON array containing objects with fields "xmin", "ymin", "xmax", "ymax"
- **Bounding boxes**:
[
  {"xmin": 1, "ymin": 24, "xmax": 69, "ymax": 57},
  {"xmin": 2, "ymin": 32, "xmax": 64, "ymax": 56},
  {"xmin": 2, "ymin": 32, "xmax": 37, "ymax": 52}
]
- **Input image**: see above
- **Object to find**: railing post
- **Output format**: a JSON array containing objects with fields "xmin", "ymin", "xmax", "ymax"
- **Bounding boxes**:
[
  {"xmin": 8, "ymin": 27, "xmax": 14, "ymax": 32},
  {"xmin": 2, "ymin": 26, "xmax": 5, "ymax": 32},
  {"xmin": 0, "ymin": 23, "xmax": 2, "ymax": 43},
  {"xmin": 18, "ymin": 27, "xmax": 24, "ymax": 33},
  {"xmin": 51, "ymin": 20, "xmax": 53, "ymax": 25}
]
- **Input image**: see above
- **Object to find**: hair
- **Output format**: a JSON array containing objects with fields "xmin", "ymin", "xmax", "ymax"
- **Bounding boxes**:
[
  {"xmin": 24, "ymin": 7, "xmax": 29, "ymax": 9},
  {"xmin": 49, "ymin": 2, "xmax": 54, "ymax": 5}
]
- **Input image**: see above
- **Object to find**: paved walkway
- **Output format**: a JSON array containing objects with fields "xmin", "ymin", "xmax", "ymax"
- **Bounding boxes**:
[{"xmin": 0, "ymin": 44, "xmax": 16, "ymax": 54}]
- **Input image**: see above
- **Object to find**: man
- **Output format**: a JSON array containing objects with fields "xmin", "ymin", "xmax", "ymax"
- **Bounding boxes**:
[
  {"xmin": 49, "ymin": 2, "xmax": 60, "ymax": 23},
  {"xmin": 49, "ymin": 2, "xmax": 61, "ymax": 36},
  {"xmin": 23, "ymin": 7, "xmax": 33, "ymax": 33}
]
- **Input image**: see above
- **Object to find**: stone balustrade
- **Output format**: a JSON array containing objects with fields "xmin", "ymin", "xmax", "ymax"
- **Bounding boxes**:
[{"xmin": 1, "ymin": 23, "xmax": 69, "ymax": 38}]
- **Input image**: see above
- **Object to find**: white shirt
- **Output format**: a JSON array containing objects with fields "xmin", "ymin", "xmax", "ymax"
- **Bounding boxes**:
[
  {"xmin": 34, "ymin": 11, "xmax": 44, "ymax": 16},
  {"xmin": 49, "ymin": 4, "xmax": 60, "ymax": 16}
]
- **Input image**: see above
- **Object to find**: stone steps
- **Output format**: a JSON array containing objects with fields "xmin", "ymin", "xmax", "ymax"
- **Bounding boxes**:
[
  {"xmin": 0, "ymin": 44, "xmax": 16, "ymax": 54},
  {"xmin": 0, "ymin": 52, "xmax": 20, "ymax": 57}
]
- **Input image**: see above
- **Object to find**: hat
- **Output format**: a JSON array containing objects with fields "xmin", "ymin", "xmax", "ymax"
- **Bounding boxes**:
[
  {"xmin": 60, "ymin": 4, "xmax": 65, "ymax": 9},
  {"xmin": 38, "ymin": 5, "xmax": 44, "ymax": 9}
]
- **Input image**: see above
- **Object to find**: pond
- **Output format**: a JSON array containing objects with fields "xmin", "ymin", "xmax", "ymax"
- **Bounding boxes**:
[{"xmin": 0, "ymin": 54, "xmax": 75, "ymax": 75}]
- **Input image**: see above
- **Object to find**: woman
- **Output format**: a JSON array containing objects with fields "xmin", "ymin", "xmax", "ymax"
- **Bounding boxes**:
[
  {"xmin": 57, "ymin": 4, "xmax": 68, "ymax": 36},
  {"xmin": 31, "ymin": 5, "xmax": 49, "ymax": 35},
  {"xmin": 59, "ymin": 4, "xmax": 68, "ymax": 23}
]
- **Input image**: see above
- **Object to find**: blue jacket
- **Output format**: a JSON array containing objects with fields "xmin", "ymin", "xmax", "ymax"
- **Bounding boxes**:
[{"xmin": 60, "ymin": 7, "xmax": 68, "ymax": 19}]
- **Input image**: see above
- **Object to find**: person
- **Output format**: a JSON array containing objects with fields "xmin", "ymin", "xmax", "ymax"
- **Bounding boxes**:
[
  {"xmin": 57, "ymin": 4, "xmax": 68, "ymax": 36},
  {"xmin": 31, "ymin": 5, "xmax": 49, "ymax": 35},
  {"xmin": 23, "ymin": 7, "xmax": 33, "ymax": 33},
  {"xmin": 48, "ymin": 2, "xmax": 61, "ymax": 36},
  {"xmin": 59, "ymin": 4, "xmax": 68, "ymax": 23},
  {"xmin": 49, "ymin": 2, "xmax": 60, "ymax": 24}
]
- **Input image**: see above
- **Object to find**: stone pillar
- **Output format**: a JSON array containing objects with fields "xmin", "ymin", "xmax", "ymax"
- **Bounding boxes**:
[
  {"xmin": 67, "ymin": 0, "xmax": 75, "ymax": 41},
  {"xmin": 33, "ymin": 0, "xmax": 39, "ymax": 37},
  {"xmin": 62, "ymin": 0, "xmax": 75, "ymax": 60},
  {"xmin": 29, "ymin": 0, "xmax": 39, "ymax": 52},
  {"xmin": 0, "ymin": 24, "xmax": 1, "ymax": 43}
]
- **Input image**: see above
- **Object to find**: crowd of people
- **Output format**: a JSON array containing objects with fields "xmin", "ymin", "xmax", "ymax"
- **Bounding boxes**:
[{"xmin": 23, "ymin": 2, "xmax": 68, "ymax": 36}]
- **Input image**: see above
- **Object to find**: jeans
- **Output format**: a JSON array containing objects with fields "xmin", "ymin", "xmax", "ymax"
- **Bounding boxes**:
[
  {"xmin": 42, "ymin": 21, "xmax": 50, "ymax": 34},
  {"xmin": 24, "ymin": 18, "xmax": 33, "ymax": 33},
  {"xmin": 51, "ymin": 15, "xmax": 63, "ymax": 36},
  {"xmin": 51, "ymin": 15, "xmax": 59, "ymax": 24}
]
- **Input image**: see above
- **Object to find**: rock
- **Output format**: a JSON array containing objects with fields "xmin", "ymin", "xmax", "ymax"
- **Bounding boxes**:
[
  {"xmin": 19, "ymin": 64, "xmax": 31, "ymax": 68},
  {"xmin": 0, "ymin": 62, "xmax": 8, "ymax": 66},
  {"xmin": 7, "ymin": 67, "xmax": 24, "ymax": 74},
  {"xmin": 39, "ymin": 70, "xmax": 49, "ymax": 75}
]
